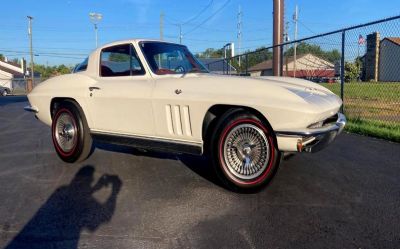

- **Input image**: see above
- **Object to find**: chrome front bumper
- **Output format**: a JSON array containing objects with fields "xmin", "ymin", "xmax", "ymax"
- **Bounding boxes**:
[
  {"xmin": 276, "ymin": 113, "xmax": 346, "ymax": 153},
  {"xmin": 24, "ymin": 105, "xmax": 39, "ymax": 113}
]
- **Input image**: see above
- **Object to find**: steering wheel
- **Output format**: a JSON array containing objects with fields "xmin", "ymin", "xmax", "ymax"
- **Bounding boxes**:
[{"xmin": 174, "ymin": 66, "xmax": 186, "ymax": 73}]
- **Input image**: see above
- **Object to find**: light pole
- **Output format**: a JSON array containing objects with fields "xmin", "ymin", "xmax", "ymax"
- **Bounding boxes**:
[
  {"xmin": 223, "ymin": 43, "xmax": 235, "ymax": 74},
  {"xmin": 27, "ymin": 16, "xmax": 34, "ymax": 93},
  {"xmin": 89, "ymin": 12, "xmax": 103, "ymax": 48}
]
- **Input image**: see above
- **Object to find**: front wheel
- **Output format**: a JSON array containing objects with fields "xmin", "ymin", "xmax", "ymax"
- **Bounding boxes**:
[
  {"xmin": 210, "ymin": 110, "xmax": 281, "ymax": 191},
  {"xmin": 52, "ymin": 101, "xmax": 92, "ymax": 163}
]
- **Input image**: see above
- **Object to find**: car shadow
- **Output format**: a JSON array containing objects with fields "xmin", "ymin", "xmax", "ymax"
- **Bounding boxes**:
[
  {"xmin": 0, "ymin": 96, "xmax": 28, "ymax": 107},
  {"xmin": 95, "ymin": 142, "xmax": 224, "ymax": 188},
  {"xmin": 4, "ymin": 165, "xmax": 122, "ymax": 249}
]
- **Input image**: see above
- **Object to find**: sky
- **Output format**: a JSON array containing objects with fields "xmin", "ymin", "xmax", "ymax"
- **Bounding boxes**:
[{"xmin": 0, "ymin": 0, "xmax": 399, "ymax": 66}]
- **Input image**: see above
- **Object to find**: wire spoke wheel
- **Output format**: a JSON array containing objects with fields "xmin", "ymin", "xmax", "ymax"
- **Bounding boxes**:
[
  {"xmin": 54, "ymin": 111, "xmax": 77, "ymax": 153},
  {"xmin": 51, "ymin": 101, "xmax": 93, "ymax": 163},
  {"xmin": 223, "ymin": 123, "xmax": 270, "ymax": 181}
]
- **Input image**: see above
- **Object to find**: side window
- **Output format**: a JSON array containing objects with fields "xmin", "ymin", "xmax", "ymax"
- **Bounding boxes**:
[
  {"xmin": 74, "ymin": 57, "xmax": 88, "ymax": 73},
  {"xmin": 100, "ymin": 44, "xmax": 145, "ymax": 77}
]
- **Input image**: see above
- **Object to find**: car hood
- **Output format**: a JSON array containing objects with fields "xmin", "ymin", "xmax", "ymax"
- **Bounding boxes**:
[
  {"xmin": 186, "ymin": 73, "xmax": 331, "ymax": 91},
  {"xmin": 255, "ymin": 76, "xmax": 334, "ymax": 94},
  {"xmin": 178, "ymin": 73, "xmax": 342, "ymax": 116},
  {"xmin": 188, "ymin": 73, "xmax": 337, "ymax": 98}
]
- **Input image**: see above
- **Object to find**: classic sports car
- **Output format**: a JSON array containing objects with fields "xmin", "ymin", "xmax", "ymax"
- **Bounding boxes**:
[{"xmin": 25, "ymin": 39, "xmax": 345, "ymax": 190}]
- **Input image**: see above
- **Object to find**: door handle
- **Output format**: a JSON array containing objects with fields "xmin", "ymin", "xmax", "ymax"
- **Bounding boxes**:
[
  {"xmin": 89, "ymin": 86, "xmax": 101, "ymax": 91},
  {"xmin": 175, "ymin": 89, "xmax": 182, "ymax": 95}
]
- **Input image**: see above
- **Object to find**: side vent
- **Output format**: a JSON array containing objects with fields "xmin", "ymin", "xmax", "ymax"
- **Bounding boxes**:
[
  {"xmin": 182, "ymin": 106, "xmax": 192, "ymax": 136},
  {"xmin": 173, "ymin": 105, "xmax": 183, "ymax": 135},
  {"xmin": 165, "ymin": 105, "xmax": 174, "ymax": 134},
  {"xmin": 166, "ymin": 105, "xmax": 192, "ymax": 136}
]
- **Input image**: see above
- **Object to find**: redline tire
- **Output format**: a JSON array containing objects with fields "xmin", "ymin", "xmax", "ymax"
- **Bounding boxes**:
[
  {"xmin": 210, "ymin": 110, "xmax": 281, "ymax": 191},
  {"xmin": 51, "ymin": 101, "xmax": 92, "ymax": 163}
]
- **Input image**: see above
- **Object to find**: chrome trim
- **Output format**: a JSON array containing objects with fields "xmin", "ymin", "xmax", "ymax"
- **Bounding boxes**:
[
  {"xmin": 276, "ymin": 113, "xmax": 346, "ymax": 137},
  {"xmin": 276, "ymin": 113, "xmax": 346, "ymax": 153},
  {"xmin": 24, "ymin": 105, "xmax": 39, "ymax": 113},
  {"xmin": 91, "ymin": 130, "xmax": 203, "ymax": 155},
  {"xmin": 54, "ymin": 112, "xmax": 77, "ymax": 152}
]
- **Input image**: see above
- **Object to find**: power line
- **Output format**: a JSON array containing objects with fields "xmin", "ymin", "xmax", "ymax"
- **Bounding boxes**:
[
  {"xmin": 183, "ymin": 0, "xmax": 231, "ymax": 36},
  {"xmin": 7, "ymin": 47, "xmax": 93, "ymax": 51},
  {"xmin": 181, "ymin": 0, "xmax": 214, "ymax": 25},
  {"xmin": 297, "ymin": 19, "xmax": 341, "ymax": 44},
  {"xmin": 36, "ymin": 54, "xmax": 85, "ymax": 59},
  {"xmin": 298, "ymin": 20, "xmax": 317, "ymax": 35},
  {"xmin": 0, "ymin": 49, "xmax": 87, "ymax": 56}
]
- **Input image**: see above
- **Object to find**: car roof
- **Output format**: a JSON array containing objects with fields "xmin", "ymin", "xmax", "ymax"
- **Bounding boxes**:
[
  {"xmin": 82, "ymin": 39, "xmax": 188, "ymax": 77},
  {"xmin": 98, "ymin": 39, "xmax": 183, "ymax": 49}
]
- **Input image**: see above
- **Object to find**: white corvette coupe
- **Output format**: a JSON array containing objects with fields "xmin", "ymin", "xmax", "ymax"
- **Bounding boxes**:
[{"xmin": 25, "ymin": 39, "xmax": 345, "ymax": 190}]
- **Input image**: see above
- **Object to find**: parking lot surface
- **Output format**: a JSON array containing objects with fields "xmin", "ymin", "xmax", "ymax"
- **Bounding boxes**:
[{"xmin": 0, "ymin": 96, "xmax": 399, "ymax": 249}]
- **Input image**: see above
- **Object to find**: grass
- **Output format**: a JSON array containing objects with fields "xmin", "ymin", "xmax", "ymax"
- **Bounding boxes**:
[
  {"xmin": 320, "ymin": 82, "xmax": 400, "ymax": 143},
  {"xmin": 345, "ymin": 118, "xmax": 400, "ymax": 143}
]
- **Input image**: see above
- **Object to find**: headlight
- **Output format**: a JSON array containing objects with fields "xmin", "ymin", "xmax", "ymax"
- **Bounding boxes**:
[{"xmin": 308, "ymin": 121, "xmax": 324, "ymax": 129}]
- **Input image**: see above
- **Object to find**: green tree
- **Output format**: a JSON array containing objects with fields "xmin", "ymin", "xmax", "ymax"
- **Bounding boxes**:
[
  {"xmin": 109, "ymin": 53, "xmax": 130, "ymax": 62},
  {"xmin": 0, "ymin": 54, "xmax": 4, "ymax": 61},
  {"xmin": 344, "ymin": 62, "xmax": 360, "ymax": 82},
  {"xmin": 230, "ymin": 47, "xmax": 273, "ymax": 72},
  {"xmin": 285, "ymin": 42, "xmax": 341, "ymax": 63},
  {"xmin": 34, "ymin": 64, "xmax": 73, "ymax": 79},
  {"xmin": 195, "ymin": 48, "xmax": 224, "ymax": 58},
  {"xmin": 57, "ymin": 64, "xmax": 71, "ymax": 74},
  {"xmin": 246, "ymin": 47, "xmax": 273, "ymax": 68}
]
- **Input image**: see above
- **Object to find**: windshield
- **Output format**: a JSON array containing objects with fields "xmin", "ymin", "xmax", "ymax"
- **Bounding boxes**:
[{"xmin": 140, "ymin": 42, "xmax": 208, "ymax": 75}]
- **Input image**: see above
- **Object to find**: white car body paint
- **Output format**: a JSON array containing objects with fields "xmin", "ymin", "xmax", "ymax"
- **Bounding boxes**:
[{"xmin": 27, "ymin": 39, "xmax": 344, "ymax": 153}]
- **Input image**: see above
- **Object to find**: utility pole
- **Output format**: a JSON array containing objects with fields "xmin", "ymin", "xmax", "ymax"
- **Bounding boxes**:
[
  {"xmin": 179, "ymin": 24, "xmax": 183, "ymax": 44},
  {"xmin": 284, "ymin": 21, "xmax": 290, "ymax": 76},
  {"xmin": 273, "ymin": 0, "xmax": 284, "ymax": 76},
  {"xmin": 27, "ymin": 16, "xmax": 34, "ymax": 93},
  {"xmin": 160, "ymin": 12, "xmax": 164, "ymax": 41},
  {"xmin": 89, "ymin": 12, "xmax": 103, "ymax": 48},
  {"xmin": 237, "ymin": 5, "xmax": 242, "ymax": 67},
  {"xmin": 293, "ymin": 5, "xmax": 298, "ymax": 78},
  {"xmin": 158, "ymin": 12, "xmax": 164, "ymax": 66}
]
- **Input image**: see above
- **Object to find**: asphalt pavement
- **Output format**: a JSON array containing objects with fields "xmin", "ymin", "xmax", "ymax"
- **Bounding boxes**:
[{"xmin": 0, "ymin": 96, "xmax": 399, "ymax": 249}]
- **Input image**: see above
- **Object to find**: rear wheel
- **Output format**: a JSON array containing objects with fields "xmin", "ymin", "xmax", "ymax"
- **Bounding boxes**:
[
  {"xmin": 52, "ymin": 101, "xmax": 92, "ymax": 163},
  {"xmin": 210, "ymin": 110, "xmax": 281, "ymax": 191}
]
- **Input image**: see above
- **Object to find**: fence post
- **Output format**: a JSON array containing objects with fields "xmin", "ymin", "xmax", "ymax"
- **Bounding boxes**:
[
  {"xmin": 229, "ymin": 57, "xmax": 232, "ymax": 75},
  {"xmin": 245, "ymin": 54, "xmax": 249, "ymax": 75},
  {"xmin": 279, "ymin": 45, "xmax": 284, "ymax": 76},
  {"xmin": 340, "ymin": 30, "xmax": 345, "ymax": 112}
]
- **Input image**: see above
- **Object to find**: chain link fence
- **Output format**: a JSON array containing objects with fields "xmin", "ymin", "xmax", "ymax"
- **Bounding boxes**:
[
  {"xmin": 0, "ymin": 78, "xmax": 44, "ymax": 96},
  {"xmin": 204, "ymin": 15, "xmax": 400, "ymax": 141}
]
